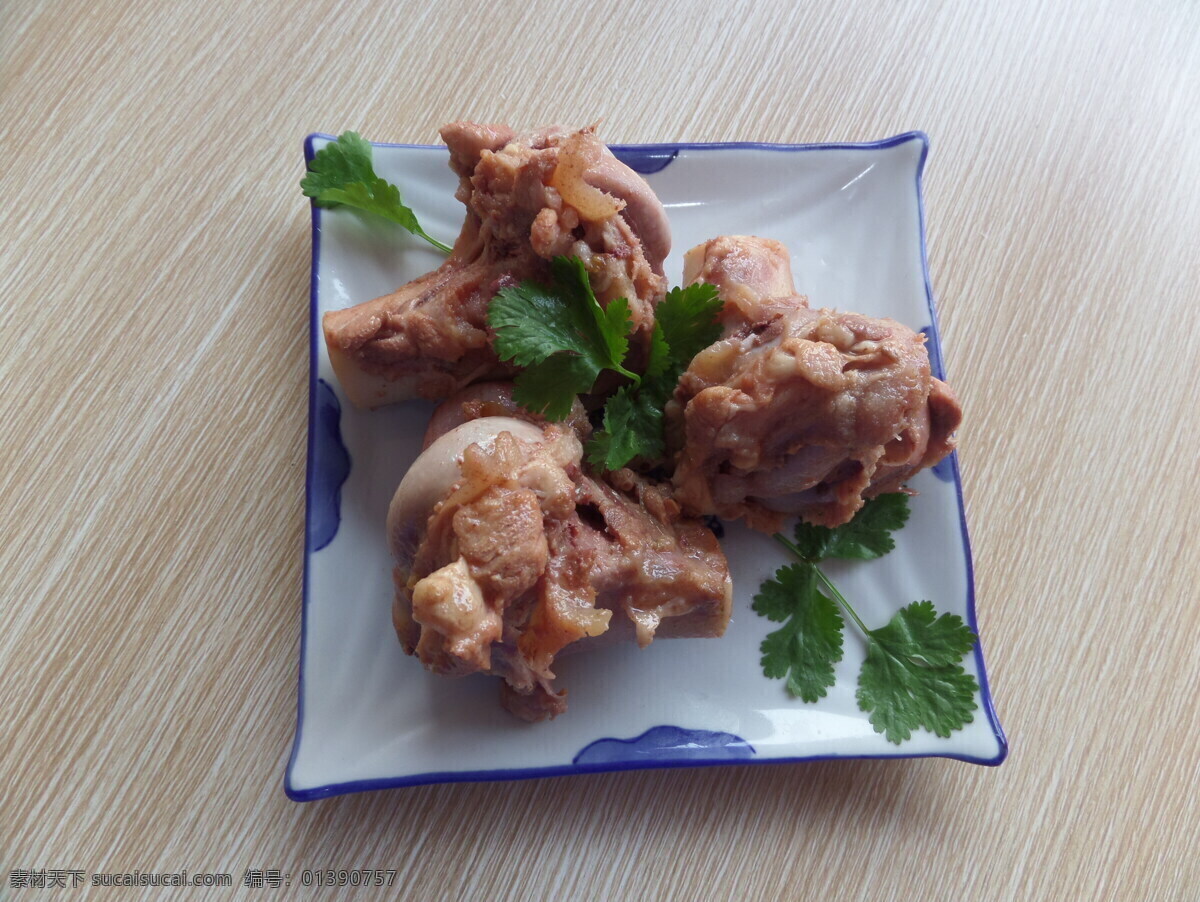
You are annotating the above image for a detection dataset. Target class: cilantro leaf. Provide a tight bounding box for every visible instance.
[791,493,911,562]
[857,601,979,743]
[315,180,424,234]
[547,257,635,374]
[302,132,451,253]
[788,521,834,563]
[758,499,979,744]
[823,493,911,559]
[584,283,723,470]
[301,132,376,197]
[487,264,723,458]
[489,256,637,421]
[753,563,844,702]
[644,321,673,382]
[651,283,724,378]
[490,263,628,369]
[868,600,978,666]
[585,385,664,469]
[512,354,600,421]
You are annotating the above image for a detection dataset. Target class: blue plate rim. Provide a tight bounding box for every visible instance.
[286,132,1008,802]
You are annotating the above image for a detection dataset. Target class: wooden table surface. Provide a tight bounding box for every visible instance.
[3,1,1198,899]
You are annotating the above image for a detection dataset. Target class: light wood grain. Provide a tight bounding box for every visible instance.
[3,1,1199,899]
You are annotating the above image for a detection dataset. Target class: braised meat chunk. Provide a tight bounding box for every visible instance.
[389,407,731,721]
[682,234,806,332]
[669,237,962,531]
[323,122,671,407]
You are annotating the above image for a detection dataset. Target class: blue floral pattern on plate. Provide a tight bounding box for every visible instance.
[307,379,351,552]
[610,146,679,174]
[574,726,755,764]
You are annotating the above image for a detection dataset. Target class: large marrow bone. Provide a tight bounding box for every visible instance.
[323,122,671,408]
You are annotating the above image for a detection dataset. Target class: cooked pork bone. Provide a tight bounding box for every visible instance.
[682,235,806,332]
[389,417,731,721]
[669,237,962,531]
[388,416,546,572]
[323,122,670,407]
[421,381,590,450]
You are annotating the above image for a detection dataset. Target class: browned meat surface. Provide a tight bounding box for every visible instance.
[592,468,731,644]
[389,418,731,721]
[422,381,591,450]
[323,122,671,408]
[682,235,807,332]
[669,237,962,531]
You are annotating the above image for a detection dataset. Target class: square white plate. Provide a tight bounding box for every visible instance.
[286,133,1007,801]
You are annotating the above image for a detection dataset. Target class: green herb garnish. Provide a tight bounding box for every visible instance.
[488,258,722,467]
[301,131,451,253]
[586,284,723,468]
[755,494,980,744]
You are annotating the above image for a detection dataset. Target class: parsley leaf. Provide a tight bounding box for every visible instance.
[489,256,637,420]
[302,132,452,253]
[753,563,844,702]
[757,494,980,745]
[857,602,979,743]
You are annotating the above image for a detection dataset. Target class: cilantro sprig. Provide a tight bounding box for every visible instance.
[586,284,723,468]
[754,494,980,744]
[302,132,452,253]
[490,256,638,421]
[488,258,722,468]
